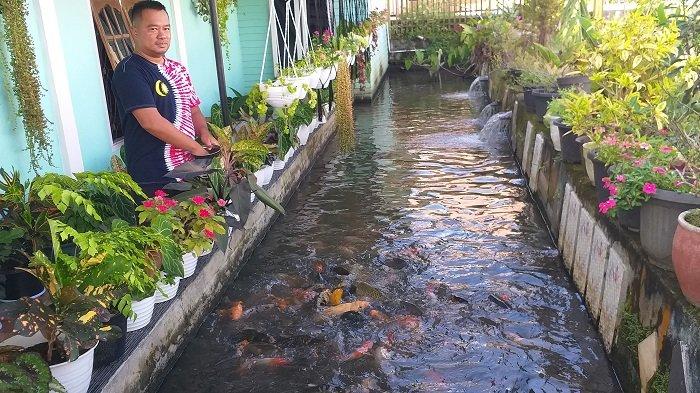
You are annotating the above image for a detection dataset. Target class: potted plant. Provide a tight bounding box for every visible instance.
[0,348,66,392]
[234,114,275,186]
[0,240,120,393]
[672,208,700,306]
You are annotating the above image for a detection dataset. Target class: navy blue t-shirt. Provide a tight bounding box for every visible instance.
[111,54,201,195]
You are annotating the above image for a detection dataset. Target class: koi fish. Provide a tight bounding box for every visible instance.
[369,309,390,322]
[395,315,421,331]
[230,301,244,320]
[343,340,374,361]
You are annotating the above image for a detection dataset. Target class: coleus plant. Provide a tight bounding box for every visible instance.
[0,348,66,392]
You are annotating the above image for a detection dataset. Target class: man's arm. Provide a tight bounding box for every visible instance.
[133,108,208,156]
[191,106,219,148]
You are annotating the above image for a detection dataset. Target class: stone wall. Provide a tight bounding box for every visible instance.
[99,116,338,393]
[489,71,700,393]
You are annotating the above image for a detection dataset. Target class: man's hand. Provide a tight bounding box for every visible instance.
[200,128,220,149]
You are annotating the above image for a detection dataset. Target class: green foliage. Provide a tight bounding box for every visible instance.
[273,100,300,158]
[231,140,268,173]
[245,84,270,120]
[0,0,53,173]
[191,0,237,54]
[618,303,654,362]
[209,88,249,128]
[648,364,669,393]
[0,350,65,393]
[519,0,564,45]
[686,209,700,227]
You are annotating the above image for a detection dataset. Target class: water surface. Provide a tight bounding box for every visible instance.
[159,72,619,393]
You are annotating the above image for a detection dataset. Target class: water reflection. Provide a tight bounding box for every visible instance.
[158,72,619,393]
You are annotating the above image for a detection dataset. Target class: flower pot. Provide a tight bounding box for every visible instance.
[589,152,610,205]
[315,66,336,89]
[284,147,296,165]
[298,124,311,146]
[532,89,559,117]
[549,117,562,151]
[126,294,156,332]
[523,87,541,113]
[582,141,597,185]
[555,119,581,164]
[272,159,285,171]
[254,165,274,186]
[1,269,45,301]
[618,207,641,232]
[641,191,700,266]
[182,252,198,279]
[260,83,301,108]
[672,210,700,306]
[200,241,214,257]
[94,312,127,368]
[50,343,97,393]
[557,74,591,93]
[155,274,181,303]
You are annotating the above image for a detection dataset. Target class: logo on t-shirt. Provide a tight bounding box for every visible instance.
[155,80,169,97]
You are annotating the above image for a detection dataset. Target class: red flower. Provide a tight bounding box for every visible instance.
[615,175,626,183]
[199,208,212,218]
[157,204,169,213]
[165,198,178,208]
[154,189,167,198]
[191,195,206,205]
[598,199,616,215]
[217,199,227,207]
[642,182,657,195]
[203,228,216,239]
[652,167,667,175]
[143,200,154,208]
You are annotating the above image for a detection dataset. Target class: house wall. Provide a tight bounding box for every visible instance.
[236,0,275,88]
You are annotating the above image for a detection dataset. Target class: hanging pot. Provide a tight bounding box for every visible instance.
[155,273,181,303]
[126,293,156,332]
[50,343,97,393]
[555,119,581,164]
[618,207,641,232]
[532,89,560,117]
[272,158,286,171]
[94,312,127,368]
[557,74,591,93]
[640,190,700,267]
[182,252,198,279]
[672,210,700,306]
[260,83,300,108]
[254,165,274,187]
[0,269,45,301]
[298,124,311,146]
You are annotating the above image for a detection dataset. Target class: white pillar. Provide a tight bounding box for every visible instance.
[35,0,84,174]
[170,0,190,67]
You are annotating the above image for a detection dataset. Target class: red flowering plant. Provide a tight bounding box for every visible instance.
[136,191,226,257]
[599,141,692,217]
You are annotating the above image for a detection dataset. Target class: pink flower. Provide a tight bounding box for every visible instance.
[674,180,684,188]
[608,184,619,197]
[639,142,651,150]
[634,159,644,167]
[602,177,611,186]
[652,167,667,175]
[199,208,212,218]
[191,195,206,205]
[659,127,669,136]
[660,146,674,154]
[203,229,216,240]
[598,199,617,214]
[165,198,178,208]
[143,200,154,208]
[616,175,626,182]
[642,182,657,195]
[157,204,169,213]
[217,199,227,207]
[154,189,167,198]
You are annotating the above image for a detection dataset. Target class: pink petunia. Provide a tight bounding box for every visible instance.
[143,200,154,208]
[608,184,619,197]
[217,199,227,207]
[642,182,657,195]
[602,177,611,186]
[203,228,216,240]
[157,204,169,213]
[154,189,167,198]
[616,175,626,182]
[598,199,617,215]
[191,195,206,205]
[660,146,674,154]
[199,208,212,218]
[652,167,667,175]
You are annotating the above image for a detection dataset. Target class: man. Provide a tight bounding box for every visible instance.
[112,0,218,196]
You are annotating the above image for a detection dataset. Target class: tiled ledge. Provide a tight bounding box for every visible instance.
[90,114,337,393]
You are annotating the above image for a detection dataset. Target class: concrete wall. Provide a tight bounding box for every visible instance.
[354,23,389,101]
[489,71,700,393]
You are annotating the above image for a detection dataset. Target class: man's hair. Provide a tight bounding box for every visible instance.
[129,1,168,24]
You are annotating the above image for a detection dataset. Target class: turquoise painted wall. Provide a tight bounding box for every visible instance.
[237,0,275,88]
[0,3,64,177]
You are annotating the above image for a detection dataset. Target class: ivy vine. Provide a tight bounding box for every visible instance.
[191,0,237,53]
[0,0,53,173]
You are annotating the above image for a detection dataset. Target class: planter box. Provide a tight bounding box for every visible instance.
[672,210,700,306]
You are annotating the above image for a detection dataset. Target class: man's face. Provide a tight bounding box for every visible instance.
[132,9,171,56]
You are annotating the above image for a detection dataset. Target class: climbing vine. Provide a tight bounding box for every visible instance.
[335,60,355,151]
[191,0,237,52]
[0,0,53,173]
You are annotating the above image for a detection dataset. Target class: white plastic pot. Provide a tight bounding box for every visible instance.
[254,165,274,186]
[284,147,295,164]
[154,274,180,304]
[549,117,562,151]
[50,343,97,393]
[272,159,285,171]
[182,252,198,279]
[323,65,337,88]
[298,125,311,145]
[347,54,356,66]
[260,83,300,108]
[126,294,155,332]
